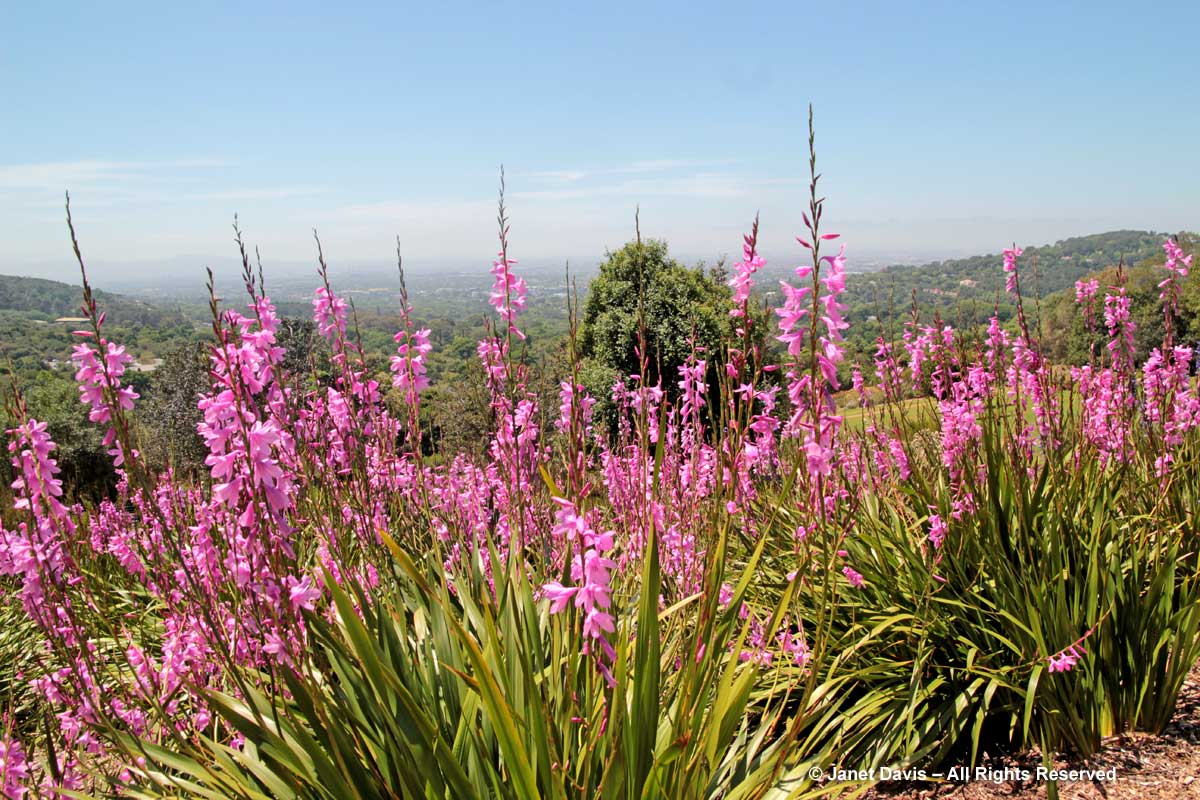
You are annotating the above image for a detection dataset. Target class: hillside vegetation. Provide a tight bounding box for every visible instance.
[839,230,1193,365]
[0,273,183,325]
[848,230,1165,309]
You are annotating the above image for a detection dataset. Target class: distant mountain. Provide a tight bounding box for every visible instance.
[0,274,184,327]
[846,230,1170,311]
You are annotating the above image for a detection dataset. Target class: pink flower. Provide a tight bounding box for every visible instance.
[1,730,30,798]
[778,626,811,667]
[1,418,76,619]
[928,514,948,550]
[777,227,849,458]
[71,339,138,465]
[541,500,617,665]
[488,247,528,340]
[312,286,348,340]
[1048,628,1094,674]
[391,327,433,395]
[476,338,507,384]
[285,575,322,611]
[555,381,596,435]
[262,632,293,666]
[842,566,865,588]
[582,608,615,639]
[1159,238,1191,311]
[1075,279,1101,332]
[1048,643,1085,673]
[774,281,811,357]
[1099,286,1138,386]
[804,438,833,478]
[542,583,576,614]
[1002,245,1023,295]
[677,359,708,420]
[729,220,765,315]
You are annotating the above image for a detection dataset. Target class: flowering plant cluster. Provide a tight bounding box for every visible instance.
[0,138,1198,797]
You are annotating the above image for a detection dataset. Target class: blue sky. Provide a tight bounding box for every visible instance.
[3,1,1197,281]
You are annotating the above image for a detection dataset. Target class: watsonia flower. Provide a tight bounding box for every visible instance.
[542,499,618,676]
[1002,245,1022,295]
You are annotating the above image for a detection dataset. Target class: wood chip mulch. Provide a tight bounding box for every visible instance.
[863,666,1200,799]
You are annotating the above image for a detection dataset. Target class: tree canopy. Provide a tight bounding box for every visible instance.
[579,238,736,401]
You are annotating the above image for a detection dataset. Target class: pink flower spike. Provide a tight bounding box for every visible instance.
[1048,632,1093,674]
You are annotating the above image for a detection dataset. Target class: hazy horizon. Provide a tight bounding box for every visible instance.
[5,225,1177,305]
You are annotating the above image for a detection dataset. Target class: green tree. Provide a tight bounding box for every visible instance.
[579,239,737,405]
[137,342,210,476]
[276,317,328,387]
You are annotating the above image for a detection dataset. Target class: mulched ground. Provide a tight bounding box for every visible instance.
[864,667,1200,799]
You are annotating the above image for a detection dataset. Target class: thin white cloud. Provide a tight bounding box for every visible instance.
[510,185,622,202]
[624,159,697,173]
[510,171,801,203]
[0,159,227,190]
[524,169,588,183]
[191,186,327,202]
[517,158,739,187]
[331,198,494,222]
